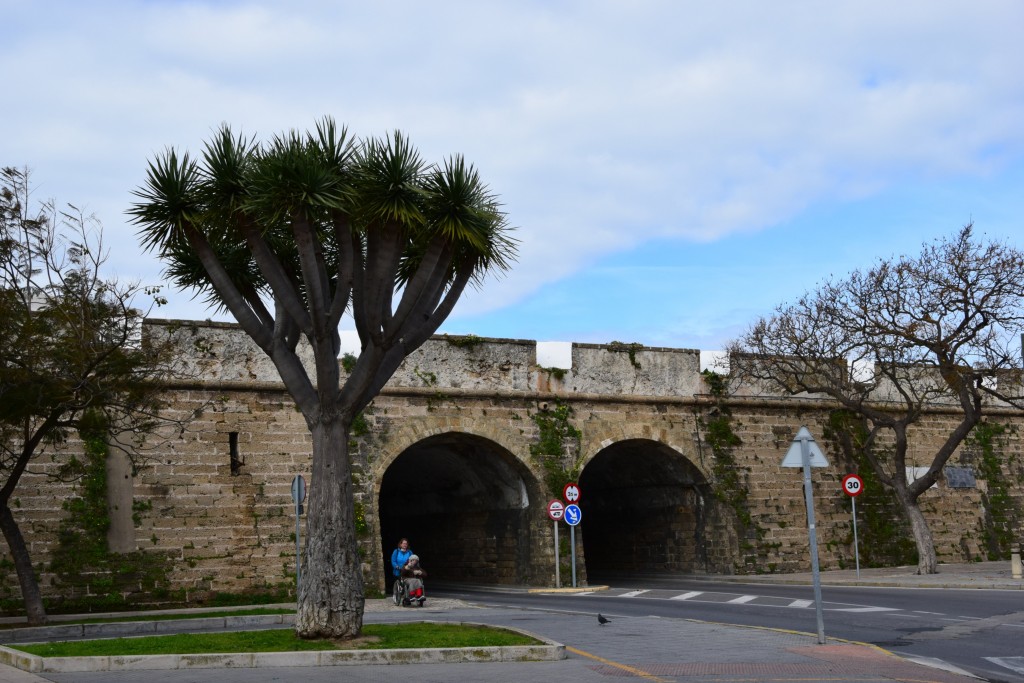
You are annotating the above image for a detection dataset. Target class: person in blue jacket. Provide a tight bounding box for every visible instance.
[391,538,412,580]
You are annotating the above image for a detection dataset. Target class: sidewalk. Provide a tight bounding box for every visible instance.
[657,558,1024,591]
[710,559,1024,590]
[0,561,1017,682]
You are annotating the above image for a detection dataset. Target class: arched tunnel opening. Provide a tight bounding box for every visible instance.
[379,433,543,587]
[579,439,713,581]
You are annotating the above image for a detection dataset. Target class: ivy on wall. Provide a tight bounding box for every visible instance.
[529,400,582,496]
[823,410,917,568]
[609,341,643,369]
[443,333,484,349]
[47,412,175,613]
[971,422,1022,560]
[697,371,765,571]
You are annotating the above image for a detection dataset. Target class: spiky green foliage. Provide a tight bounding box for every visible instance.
[130,119,517,639]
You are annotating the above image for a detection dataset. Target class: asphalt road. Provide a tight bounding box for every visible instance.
[433,580,1024,682]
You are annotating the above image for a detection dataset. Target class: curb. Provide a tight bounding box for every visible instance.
[0,614,296,644]
[708,577,1024,590]
[0,620,564,674]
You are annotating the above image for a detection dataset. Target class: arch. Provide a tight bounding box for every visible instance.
[377,431,548,588]
[579,438,721,580]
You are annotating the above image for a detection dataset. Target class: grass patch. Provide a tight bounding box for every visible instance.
[10,623,540,657]
[0,608,292,630]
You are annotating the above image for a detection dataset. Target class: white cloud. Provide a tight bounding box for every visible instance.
[3,0,1023,333]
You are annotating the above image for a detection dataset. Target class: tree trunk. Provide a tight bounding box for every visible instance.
[0,505,47,625]
[896,491,938,574]
[294,418,364,638]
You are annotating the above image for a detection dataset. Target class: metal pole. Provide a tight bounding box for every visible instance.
[801,435,826,644]
[554,521,561,588]
[852,496,861,579]
[295,498,302,597]
[570,525,577,588]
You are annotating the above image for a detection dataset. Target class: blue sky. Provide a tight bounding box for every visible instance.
[4,1,1023,353]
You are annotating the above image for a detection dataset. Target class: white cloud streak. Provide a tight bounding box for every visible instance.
[3,0,1022,327]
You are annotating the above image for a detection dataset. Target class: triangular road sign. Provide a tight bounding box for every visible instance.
[781,426,829,467]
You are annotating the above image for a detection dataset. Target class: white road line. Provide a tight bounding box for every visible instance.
[727,595,758,604]
[902,655,977,677]
[985,657,1024,675]
[788,599,814,608]
[835,606,899,612]
[618,590,650,598]
[573,591,595,596]
[669,591,704,601]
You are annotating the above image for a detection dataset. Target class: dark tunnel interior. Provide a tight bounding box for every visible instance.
[579,439,712,580]
[379,433,541,587]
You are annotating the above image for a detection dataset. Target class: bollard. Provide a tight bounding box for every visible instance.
[1012,544,1022,580]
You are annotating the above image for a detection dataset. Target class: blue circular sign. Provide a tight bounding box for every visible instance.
[563,503,582,526]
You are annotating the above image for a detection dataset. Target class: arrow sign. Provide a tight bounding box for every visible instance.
[564,503,582,526]
[781,426,829,467]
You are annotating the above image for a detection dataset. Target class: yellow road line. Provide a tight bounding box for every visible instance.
[565,645,670,682]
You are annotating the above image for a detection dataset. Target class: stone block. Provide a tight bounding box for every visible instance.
[109,654,180,671]
[177,653,256,669]
[252,651,318,667]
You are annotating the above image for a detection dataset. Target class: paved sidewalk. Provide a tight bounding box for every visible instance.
[0,560,1018,683]
[707,559,1023,590]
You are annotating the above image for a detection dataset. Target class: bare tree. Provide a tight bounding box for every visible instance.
[130,120,517,638]
[0,167,175,623]
[728,225,1024,574]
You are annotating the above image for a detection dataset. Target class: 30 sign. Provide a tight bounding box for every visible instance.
[842,474,864,497]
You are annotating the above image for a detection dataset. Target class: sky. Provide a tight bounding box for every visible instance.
[4,1,1024,355]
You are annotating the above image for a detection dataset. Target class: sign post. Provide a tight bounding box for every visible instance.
[291,475,306,597]
[842,474,864,578]
[564,503,582,587]
[782,427,828,645]
[547,500,565,588]
[562,482,582,588]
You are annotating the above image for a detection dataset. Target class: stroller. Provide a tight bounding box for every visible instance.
[392,554,427,607]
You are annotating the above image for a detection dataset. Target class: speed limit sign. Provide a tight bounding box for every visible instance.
[842,474,864,497]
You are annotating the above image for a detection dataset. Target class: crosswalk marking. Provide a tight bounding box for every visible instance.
[669,591,704,601]
[576,588,900,614]
[727,595,757,604]
[985,657,1024,676]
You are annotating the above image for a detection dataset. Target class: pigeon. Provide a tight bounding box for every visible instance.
[598,613,610,625]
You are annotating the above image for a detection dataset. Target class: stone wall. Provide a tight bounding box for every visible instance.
[1,319,1021,609]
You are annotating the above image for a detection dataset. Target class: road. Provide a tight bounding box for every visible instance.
[433,579,1024,682]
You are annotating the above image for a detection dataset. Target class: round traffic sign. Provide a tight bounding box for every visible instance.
[291,475,307,503]
[563,503,582,526]
[563,482,581,503]
[547,499,565,521]
[842,474,864,497]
